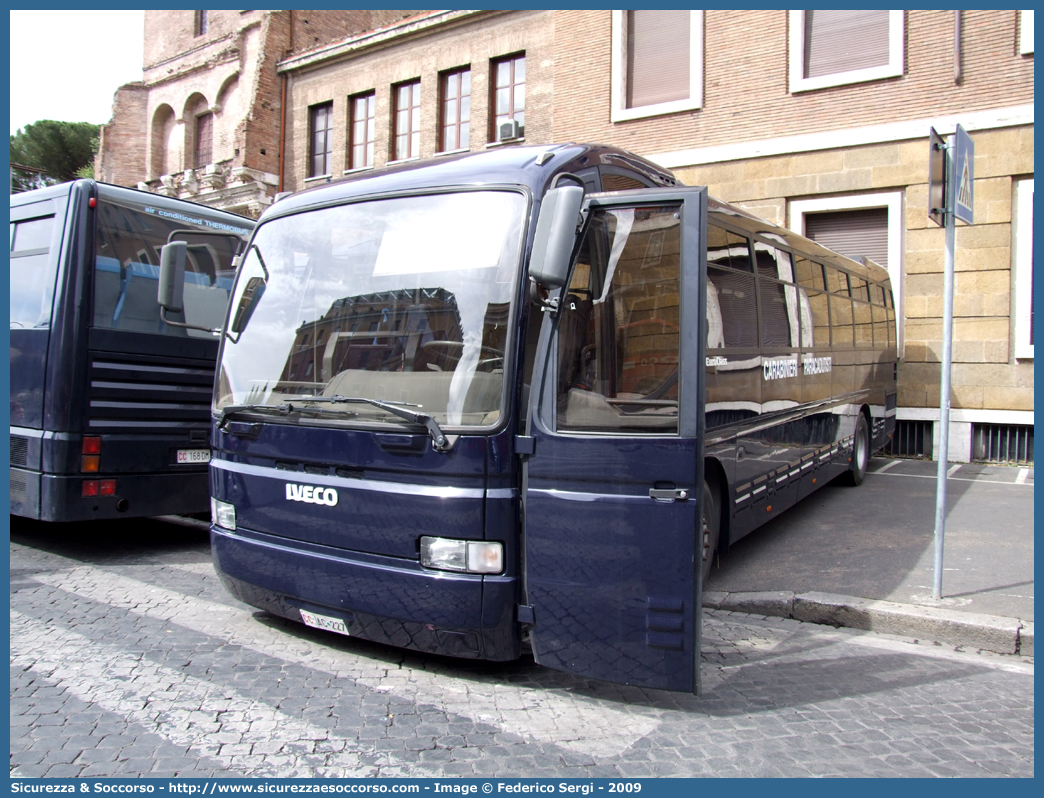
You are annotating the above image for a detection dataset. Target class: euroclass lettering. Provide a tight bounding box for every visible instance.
[286,483,339,506]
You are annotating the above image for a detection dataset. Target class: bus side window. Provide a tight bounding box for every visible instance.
[793,255,825,291]
[806,290,831,348]
[885,294,896,346]
[853,299,874,348]
[10,215,57,329]
[707,266,757,348]
[824,264,846,295]
[707,224,752,272]
[706,278,724,349]
[822,265,850,348]
[754,244,798,348]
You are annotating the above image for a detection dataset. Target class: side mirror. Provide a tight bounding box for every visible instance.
[230,275,266,335]
[158,241,187,313]
[528,184,584,290]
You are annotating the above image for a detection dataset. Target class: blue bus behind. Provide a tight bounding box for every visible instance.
[208,144,896,692]
[10,180,253,522]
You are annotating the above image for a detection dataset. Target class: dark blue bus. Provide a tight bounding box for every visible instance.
[209,144,896,693]
[10,181,253,522]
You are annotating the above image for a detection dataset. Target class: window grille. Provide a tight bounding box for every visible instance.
[11,436,28,466]
[883,420,932,459]
[973,423,1034,465]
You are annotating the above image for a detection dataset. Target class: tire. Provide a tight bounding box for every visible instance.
[701,478,720,584]
[839,413,870,486]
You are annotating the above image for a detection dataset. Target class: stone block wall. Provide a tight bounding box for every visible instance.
[672,124,1033,414]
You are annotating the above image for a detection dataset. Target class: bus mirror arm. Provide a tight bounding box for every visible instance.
[529,278,560,314]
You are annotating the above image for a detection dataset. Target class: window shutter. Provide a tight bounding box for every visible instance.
[194,113,213,169]
[805,209,888,267]
[803,10,890,79]
[627,10,690,108]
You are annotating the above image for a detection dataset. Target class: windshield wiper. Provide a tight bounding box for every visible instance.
[279,395,454,452]
[217,402,305,423]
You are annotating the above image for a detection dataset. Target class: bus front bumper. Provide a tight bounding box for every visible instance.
[210,526,520,662]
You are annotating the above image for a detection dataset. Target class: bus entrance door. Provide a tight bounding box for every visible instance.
[522,189,707,693]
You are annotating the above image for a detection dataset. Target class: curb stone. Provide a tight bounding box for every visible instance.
[703,589,1033,657]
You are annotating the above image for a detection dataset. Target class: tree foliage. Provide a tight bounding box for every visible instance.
[10,120,100,192]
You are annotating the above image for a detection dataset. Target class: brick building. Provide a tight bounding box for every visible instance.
[253,10,1039,461]
[277,10,552,192]
[553,9,1034,462]
[94,9,415,217]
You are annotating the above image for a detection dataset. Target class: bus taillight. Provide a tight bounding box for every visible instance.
[82,436,102,472]
[81,479,116,497]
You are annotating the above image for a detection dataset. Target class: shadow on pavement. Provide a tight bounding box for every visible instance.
[8,514,212,566]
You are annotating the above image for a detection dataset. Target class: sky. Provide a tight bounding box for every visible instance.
[9,10,145,135]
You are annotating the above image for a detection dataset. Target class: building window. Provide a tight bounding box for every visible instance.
[195,11,208,37]
[1020,10,1034,55]
[348,92,375,170]
[1013,178,1034,359]
[393,81,421,161]
[611,10,703,122]
[789,192,903,345]
[492,54,525,142]
[309,102,333,178]
[194,112,213,169]
[439,68,471,153]
[788,10,904,93]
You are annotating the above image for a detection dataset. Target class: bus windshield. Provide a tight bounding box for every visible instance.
[93,196,247,339]
[215,190,526,429]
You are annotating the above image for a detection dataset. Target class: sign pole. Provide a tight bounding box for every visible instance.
[933,161,956,600]
[928,124,974,600]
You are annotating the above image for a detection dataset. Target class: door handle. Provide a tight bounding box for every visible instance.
[649,488,690,502]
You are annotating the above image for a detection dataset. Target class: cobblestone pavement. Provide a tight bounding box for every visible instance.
[10,521,1034,779]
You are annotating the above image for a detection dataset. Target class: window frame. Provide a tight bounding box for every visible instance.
[1012,178,1034,360]
[194,111,213,169]
[610,10,704,123]
[789,192,903,348]
[195,10,208,37]
[346,91,376,172]
[788,10,905,94]
[490,53,525,143]
[392,79,422,162]
[438,67,471,154]
[307,101,334,179]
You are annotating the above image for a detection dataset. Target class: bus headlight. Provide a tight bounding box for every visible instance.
[419,537,504,575]
[211,498,236,531]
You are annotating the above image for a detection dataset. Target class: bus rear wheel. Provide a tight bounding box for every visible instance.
[701,479,720,584]
[840,413,870,486]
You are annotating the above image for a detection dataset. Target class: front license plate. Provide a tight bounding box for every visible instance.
[300,609,350,637]
[176,449,211,464]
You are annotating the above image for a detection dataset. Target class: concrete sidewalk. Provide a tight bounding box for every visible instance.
[704,457,1034,657]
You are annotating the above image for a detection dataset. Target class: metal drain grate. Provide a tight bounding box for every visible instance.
[883,420,933,459]
[972,423,1034,465]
